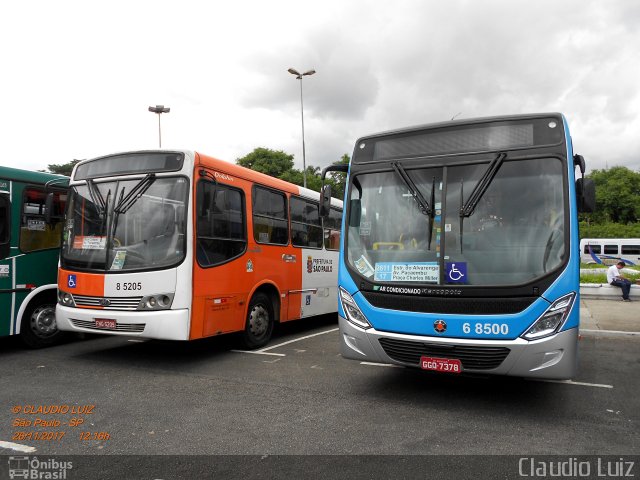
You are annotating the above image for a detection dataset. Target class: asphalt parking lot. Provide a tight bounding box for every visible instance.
[1,308,639,463]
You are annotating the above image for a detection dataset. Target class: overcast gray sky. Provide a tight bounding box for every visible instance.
[2,0,639,174]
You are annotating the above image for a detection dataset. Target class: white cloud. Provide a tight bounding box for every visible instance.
[1,0,638,173]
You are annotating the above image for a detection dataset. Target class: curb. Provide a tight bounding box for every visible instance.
[580,329,640,337]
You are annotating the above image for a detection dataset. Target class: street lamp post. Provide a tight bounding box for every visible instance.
[287,68,315,189]
[148,105,170,148]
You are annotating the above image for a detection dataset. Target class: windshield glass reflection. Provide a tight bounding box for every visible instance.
[61,177,188,272]
[346,157,565,286]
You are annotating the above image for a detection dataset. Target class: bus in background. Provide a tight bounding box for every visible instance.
[321,113,595,379]
[580,238,640,266]
[55,150,342,347]
[0,166,68,347]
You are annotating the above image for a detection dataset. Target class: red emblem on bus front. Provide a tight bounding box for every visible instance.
[434,320,447,333]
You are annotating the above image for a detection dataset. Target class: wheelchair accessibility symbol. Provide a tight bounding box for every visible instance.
[67,274,77,289]
[446,262,467,284]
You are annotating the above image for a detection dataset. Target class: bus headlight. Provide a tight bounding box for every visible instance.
[58,290,76,307]
[523,292,576,341]
[339,287,371,329]
[138,294,174,310]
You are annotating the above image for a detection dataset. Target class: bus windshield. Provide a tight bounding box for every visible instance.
[346,156,566,286]
[61,177,188,272]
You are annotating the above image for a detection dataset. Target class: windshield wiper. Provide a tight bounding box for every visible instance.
[86,179,106,216]
[110,174,156,243]
[392,162,435,249]
[392,162,432,217]
[114,173,156,214]
[459,152,506,252]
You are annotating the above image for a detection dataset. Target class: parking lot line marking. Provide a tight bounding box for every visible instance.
[256,328,339,353]
[360,361,405,368]
[581,329,640,337]
[531,379,613,389]
[231,350,286,357]
[0,440,37,452]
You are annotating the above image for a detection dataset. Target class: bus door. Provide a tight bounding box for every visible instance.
[288,196,325,319]
[0,186,13,336]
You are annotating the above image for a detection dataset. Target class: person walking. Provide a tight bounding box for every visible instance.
[607,261,633,301]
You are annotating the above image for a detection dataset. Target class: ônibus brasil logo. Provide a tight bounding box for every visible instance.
[8,456,73,479]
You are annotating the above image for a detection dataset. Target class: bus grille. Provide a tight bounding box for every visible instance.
[378,338,510,370]
[72,295,143,311]
[361,291,534,315]
[70,319,145,333]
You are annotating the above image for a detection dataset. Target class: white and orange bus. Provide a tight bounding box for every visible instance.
[55,150,343,348]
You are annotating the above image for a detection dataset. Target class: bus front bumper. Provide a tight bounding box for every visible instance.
[339,316,579,379]
[56,305,191,341]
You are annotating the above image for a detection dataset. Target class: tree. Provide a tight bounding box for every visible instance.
[326,154,350,200]
[587,166,640,224]
[236,148,349,200]
[236,148,294,178]
[46,159,81,176]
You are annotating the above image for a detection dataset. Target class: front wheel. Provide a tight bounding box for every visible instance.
[241,292,274,349]
[20,300,65,348]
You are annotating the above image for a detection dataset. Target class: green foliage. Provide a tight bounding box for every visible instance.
[236,148,294,178]
[46,159,81,176]
[577,166,640,240]
[235,148,349,200]
[585,166,640,224]
[579,273,607,284]
[327,154,350,200]
[579,221,640,239]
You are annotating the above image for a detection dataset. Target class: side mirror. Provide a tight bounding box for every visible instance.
[0,193,10,260]
[348,199,362,227]
[576,178,595,213]
[573,154,586,175]
[44,192,55,224]
[319,184,332,218]
[319,163,349,218]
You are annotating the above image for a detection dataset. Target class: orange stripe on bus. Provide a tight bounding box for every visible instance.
[58,268,105,297]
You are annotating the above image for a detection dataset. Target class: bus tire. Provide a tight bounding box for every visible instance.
[241,292,274,349]
[20,297,65,348]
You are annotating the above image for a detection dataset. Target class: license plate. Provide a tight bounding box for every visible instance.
[94,318,117,330]
[420,356,463,374]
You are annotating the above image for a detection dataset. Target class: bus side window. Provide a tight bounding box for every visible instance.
[253,186,288,245]
[19,187,65,253]
[324,207,342,251]
[585,244,601,254]
[621,245,640,255]
[604,244,618,255]
[196,180,246,267]
[291,196,322,249]
[0,193,10,259]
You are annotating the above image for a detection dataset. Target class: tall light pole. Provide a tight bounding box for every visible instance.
[287,68,315,188]
[148,105,170,148]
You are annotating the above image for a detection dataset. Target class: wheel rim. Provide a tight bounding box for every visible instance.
[248,303,270,338]
[30,305,57,338]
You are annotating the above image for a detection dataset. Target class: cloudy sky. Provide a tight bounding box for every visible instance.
[2,0,639,174]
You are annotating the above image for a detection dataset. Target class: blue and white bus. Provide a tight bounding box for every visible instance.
[321,113,594,379]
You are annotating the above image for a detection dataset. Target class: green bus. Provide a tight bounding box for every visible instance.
[0,166,68,347]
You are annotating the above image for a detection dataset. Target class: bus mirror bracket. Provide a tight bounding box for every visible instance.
[44,192,55,225]
[319,163,349,218]
[320,184,332,217]
[199,169,217,184]
[348,199,362,227]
